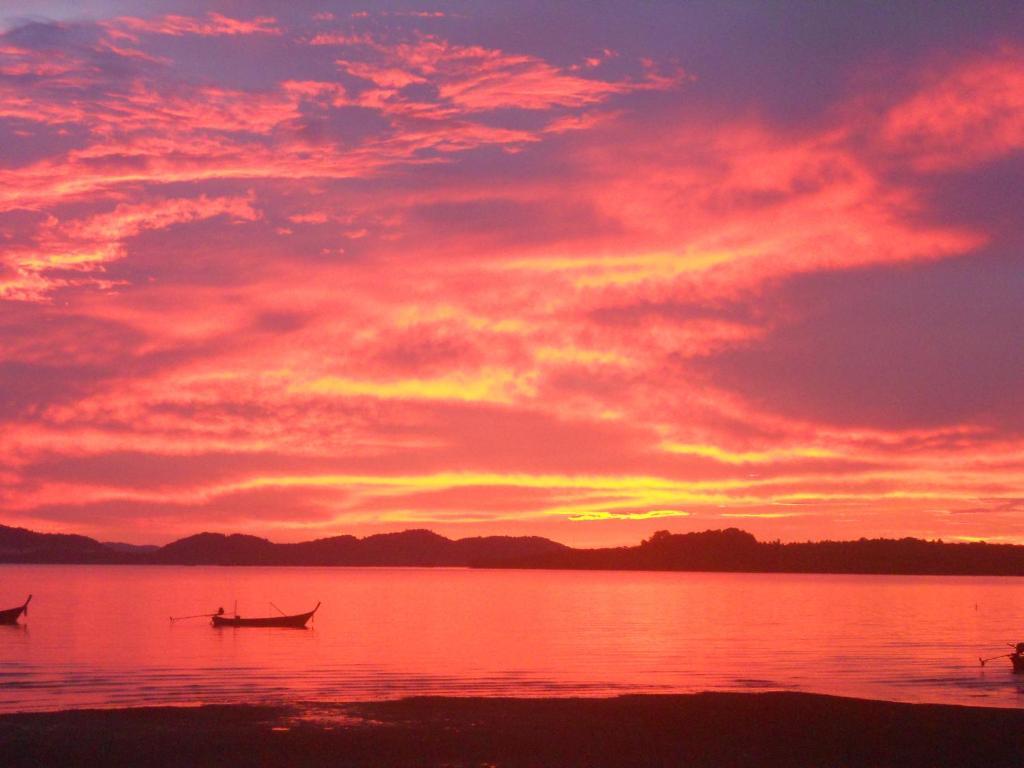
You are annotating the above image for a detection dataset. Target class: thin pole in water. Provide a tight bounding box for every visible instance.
[980,653,1011,666]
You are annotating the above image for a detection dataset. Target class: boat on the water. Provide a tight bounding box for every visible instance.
[1012,643,1024,673]
[211,602,320,628]
[0,595,31,625]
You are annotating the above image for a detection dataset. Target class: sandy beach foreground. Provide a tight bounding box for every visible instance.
[2,692,1023,767]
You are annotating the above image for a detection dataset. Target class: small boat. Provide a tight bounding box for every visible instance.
[1013,643,1024,673]
[211,602,320,628]
[0,595,31,625]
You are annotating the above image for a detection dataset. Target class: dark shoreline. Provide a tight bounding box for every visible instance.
[2,692,1023,767]
[10,524,1024,576]
[7,562,1024,578]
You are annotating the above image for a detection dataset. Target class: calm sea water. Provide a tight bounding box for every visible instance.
[1,565,1024,712]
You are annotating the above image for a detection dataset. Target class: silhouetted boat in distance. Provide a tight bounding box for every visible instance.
[0,595,31,624]
[1011,644,1024,673]
[211,602,320,628]
[980,642,1024,672]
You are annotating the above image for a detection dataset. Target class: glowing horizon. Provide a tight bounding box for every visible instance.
[2,3,1023,546]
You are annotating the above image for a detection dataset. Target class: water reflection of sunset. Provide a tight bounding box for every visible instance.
[2,565,1022,712]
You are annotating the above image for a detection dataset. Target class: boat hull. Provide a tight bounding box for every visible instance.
[0,596,30,625]
[211,603,319,628]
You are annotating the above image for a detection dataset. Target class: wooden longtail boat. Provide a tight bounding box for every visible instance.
[0,595,31,625]
[211,602,320,628]
[1011,644,1024,673]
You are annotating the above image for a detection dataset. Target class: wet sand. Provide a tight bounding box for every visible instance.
[2,692,1023,767]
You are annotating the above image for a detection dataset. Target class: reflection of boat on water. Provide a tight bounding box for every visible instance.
[211,602,320,628]
[0,595,31,625]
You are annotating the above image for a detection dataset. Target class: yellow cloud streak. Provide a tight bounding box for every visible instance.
[499,249,735,287]
[720,512,806,518]
[226,470,761,494]
[660,441,838,464]
[295,369,536,403]
[12,462,1018,533]
[206,466,1020,503]
[568,509,691,521]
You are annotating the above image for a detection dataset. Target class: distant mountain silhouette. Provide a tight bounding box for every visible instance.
[0,524,122,563]
[102,541,160,555]
[152,532,279,565]
[5,523,1024,575]
[121,527,567,567]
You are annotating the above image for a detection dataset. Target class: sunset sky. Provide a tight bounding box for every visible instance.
[2,2,1023,546]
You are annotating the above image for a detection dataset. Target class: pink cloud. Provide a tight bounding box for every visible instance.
[881,47,1024,170]
[115,13,281,37]
[1,12,1022,546]
[1,194,260,300]
[333,34,683,112]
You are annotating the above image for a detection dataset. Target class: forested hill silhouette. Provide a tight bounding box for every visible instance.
[4,523,1024,574]
[492,528,1024,575]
